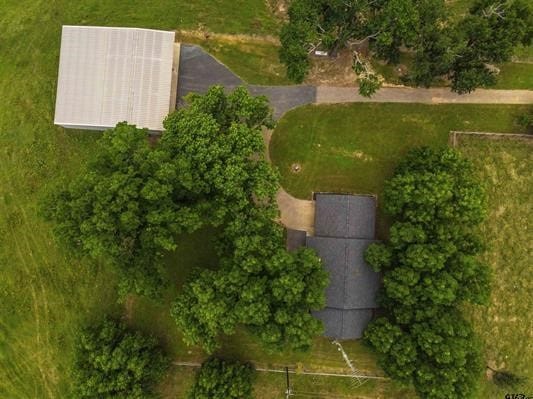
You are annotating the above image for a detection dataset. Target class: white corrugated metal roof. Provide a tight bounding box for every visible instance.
[54,26,175,131]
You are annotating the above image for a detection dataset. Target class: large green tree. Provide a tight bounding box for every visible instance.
[280,0,532,94]
[188,358,255,399]
[166,87,327,354]
[72,319,168,398]
[172,195,328,353]
[279,0,389,95]
[364,147,490,399]
[160,86,277,224]
[42,123,181,298]
[42,87,279,299]
[450,0,533,93]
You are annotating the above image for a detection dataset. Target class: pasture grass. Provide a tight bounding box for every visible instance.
[0,0,278,397]
[1,0,530,397]
[458,136,533,397]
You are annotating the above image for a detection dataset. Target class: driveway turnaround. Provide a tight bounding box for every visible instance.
[276,189,315,234]
[176,45,316,119]
[249,85,316,119]
[177,44,243,105]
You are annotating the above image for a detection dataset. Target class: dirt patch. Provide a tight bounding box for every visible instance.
[123,295,134,321]
[291,163,302,173]
[305,49,358,87]
[267,0,289,20]
[326,147,374,161]
[176,29,279,45]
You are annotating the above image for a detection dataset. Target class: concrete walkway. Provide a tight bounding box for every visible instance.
[276,189,315,234]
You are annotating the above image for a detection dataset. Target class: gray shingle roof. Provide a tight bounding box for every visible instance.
[313,308,374,340]
[307,194,380,340]
[314,194,376,239]
[306,237,380,309]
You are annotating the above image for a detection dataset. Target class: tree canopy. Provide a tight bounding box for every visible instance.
[280,0,533,94]
[363,147,490,399]
[41,123,179,297]
[72,319,168,398]
[188,358,255,399]
[167,89,328,352]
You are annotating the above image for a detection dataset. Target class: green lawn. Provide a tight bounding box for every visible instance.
[495,63,533,90]
[253,372,415,399]
[159,365,416,399]
[513,44,533,63]
[458,136,533,397]
[270,103,529,238]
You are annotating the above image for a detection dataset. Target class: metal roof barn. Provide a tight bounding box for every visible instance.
[54,26,175,131]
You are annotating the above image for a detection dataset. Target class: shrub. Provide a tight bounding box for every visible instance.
[72,319,169,398]
[189,358,255,399]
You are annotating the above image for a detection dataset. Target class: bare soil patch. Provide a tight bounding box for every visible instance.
[176,29,279,45]
[305,49,358,87]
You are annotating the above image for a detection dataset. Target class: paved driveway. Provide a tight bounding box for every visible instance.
[177,45,316,119]
[178,44,533,117]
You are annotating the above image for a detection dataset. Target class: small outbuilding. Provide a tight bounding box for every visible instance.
[54,26,177,131]
[309,194,381,340]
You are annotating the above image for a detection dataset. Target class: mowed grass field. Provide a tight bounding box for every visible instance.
[270,103,530,238]
[458,136,533,397]
[0,1,278,397]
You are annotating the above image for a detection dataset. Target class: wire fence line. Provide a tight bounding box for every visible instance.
[172,361,389,380]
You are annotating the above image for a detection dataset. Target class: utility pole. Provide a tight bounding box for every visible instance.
[285,367,292,398]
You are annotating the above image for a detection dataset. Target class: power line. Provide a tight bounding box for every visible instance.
[172,361,388,380]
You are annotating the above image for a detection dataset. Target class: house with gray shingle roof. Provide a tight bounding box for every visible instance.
[305,194,381,340]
